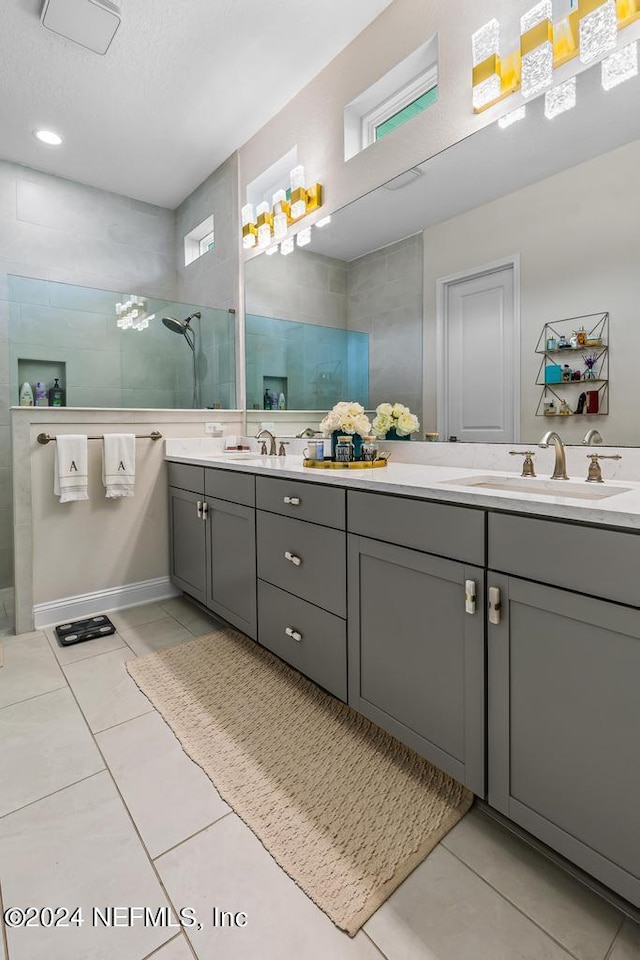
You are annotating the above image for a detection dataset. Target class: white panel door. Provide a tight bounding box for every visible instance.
[443,265,516,443]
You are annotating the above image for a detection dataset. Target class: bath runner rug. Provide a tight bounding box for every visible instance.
[127,627,472,936]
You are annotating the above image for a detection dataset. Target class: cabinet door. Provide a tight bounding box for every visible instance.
[169,486,207,605]
[206,497,257,640]
[488,575,640,908]
[348,535,485,795]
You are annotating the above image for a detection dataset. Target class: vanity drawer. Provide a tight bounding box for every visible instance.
[489,512,640,607]
[204,468,255,507]
[348,491,485,565]
[258,580,347,702]
[167,462,204,494]
[256,476,345,529]
[257,511,346,618]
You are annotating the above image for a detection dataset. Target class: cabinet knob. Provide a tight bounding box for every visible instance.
[196,500,203,519]
[283,496,301,506]
[285,627,303,642]
[284,551,302,567]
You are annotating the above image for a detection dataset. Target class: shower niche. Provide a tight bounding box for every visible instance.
[17,358,66,406]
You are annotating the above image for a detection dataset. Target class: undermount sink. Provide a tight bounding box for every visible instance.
[208,451,263,461]
[445,475,631,501]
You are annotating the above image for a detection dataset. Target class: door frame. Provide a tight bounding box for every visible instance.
[436,255,521,443]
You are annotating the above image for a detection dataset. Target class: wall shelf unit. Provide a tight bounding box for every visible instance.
[534,313,609,418]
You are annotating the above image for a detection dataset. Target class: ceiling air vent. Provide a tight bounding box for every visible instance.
[41,0,122,55]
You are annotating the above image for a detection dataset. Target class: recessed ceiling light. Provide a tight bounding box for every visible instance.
[34,130,64,146]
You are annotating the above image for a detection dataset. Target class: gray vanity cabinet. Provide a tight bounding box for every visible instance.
[205,496,257,639]
[348,535,485,796]
[168,485,207,605]
[488,573,640,907]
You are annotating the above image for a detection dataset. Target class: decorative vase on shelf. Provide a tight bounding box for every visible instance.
[384,428,410,441]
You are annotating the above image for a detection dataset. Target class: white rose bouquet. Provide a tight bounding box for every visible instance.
[319,401,372,438]
[372,402,420,439]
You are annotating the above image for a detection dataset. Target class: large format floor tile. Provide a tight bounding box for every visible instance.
[97,711,230,859]
[364,845,575,960]
[0,631,66,708]
[609,920,640,959]
[119,618,192,657]
[44,625,126,665]
[147,934,195,959]
[159,597,221,637]
[442,808,621,960]
[156,814,383,960]
[0,772,174,960]
[63,647,153,732]
[0,687,104,817]
[108,602,169,632]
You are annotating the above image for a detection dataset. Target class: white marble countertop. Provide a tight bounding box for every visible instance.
[165,440,640,530]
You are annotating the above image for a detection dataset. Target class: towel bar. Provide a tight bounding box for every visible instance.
[37,431,162,445]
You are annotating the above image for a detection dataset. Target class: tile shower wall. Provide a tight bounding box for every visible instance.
[347,234,423,415]
[0,161,178,590]
[246,314,368,411]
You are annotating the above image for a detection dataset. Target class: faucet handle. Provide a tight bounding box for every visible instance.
[509,450,537,477]
[259,440,268,456]
[278,441,289,457]
[586,453,622,483]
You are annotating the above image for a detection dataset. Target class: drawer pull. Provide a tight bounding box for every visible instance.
[465,579,477,615]
[284,551,302,567]
[202,501,209,521]
[196,500,203,519]
[489,586,502,625]
[285,626,303,642]
[283,496,301,506]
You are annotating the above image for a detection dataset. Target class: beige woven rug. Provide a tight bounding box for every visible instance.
[127,627,472,936]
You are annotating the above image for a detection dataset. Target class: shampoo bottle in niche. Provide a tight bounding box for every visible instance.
[48,378,64,407]
[278,392,286,410]
[34,381,47,406]
[19,382,34,406]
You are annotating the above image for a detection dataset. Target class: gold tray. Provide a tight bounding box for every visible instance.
[303,458,388,470]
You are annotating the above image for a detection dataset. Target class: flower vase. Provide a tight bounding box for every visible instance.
[331,430,363,461]
[385,428,410,441]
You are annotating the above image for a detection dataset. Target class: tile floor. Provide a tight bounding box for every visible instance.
[0,595,638,960]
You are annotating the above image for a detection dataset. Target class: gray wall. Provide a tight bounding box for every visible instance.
[175,153,239,311]
[347,234,423,415]
[0,159,177,589]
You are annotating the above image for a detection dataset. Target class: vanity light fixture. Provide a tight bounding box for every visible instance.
[544,76,577,118]
[241,165,324,254]
[520,1,554,98]
[601,39,638,88]
[296,227,312,248]
[579,0,618,63]
[498,105,526,128]
[471,0,640,112]
[34,129,63,145]
[115,296,155,332]
[280,237,295,256]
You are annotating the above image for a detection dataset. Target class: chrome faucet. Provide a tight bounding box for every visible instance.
[582,429,603,446]
[255,428,276,456]
[539,431,569,480]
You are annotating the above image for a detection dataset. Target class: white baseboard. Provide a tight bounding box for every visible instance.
[33,577,180,630]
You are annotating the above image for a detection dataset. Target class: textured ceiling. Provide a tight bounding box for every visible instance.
[0,0,393,208]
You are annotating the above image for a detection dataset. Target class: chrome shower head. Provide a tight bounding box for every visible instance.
[162,312,201,335]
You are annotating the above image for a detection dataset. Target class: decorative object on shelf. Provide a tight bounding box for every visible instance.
[472,3,640,115]
[576,391,587,414]
[114,295,155,331]
[535,312,609,417]
[241,165,324,255]
[371,403,420,440]
[319,401,371,461]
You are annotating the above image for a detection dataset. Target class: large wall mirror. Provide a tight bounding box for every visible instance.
[245,61,640,445]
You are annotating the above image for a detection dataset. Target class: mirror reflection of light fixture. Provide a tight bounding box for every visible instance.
[241,165,324,253]
[242,203,257,250]
[579,0,618,63]
[280,237,294,256]
[544,76,577,118]
[601,38,638,88]
[296,227,311,248]
[115,296,155,331]
[520,1,554,98]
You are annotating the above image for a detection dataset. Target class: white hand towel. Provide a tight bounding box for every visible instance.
[54,435,89,503]
[103,434,136,499]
